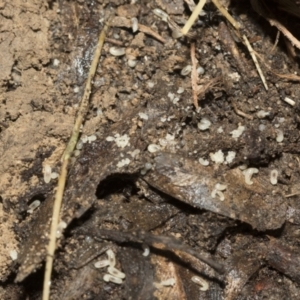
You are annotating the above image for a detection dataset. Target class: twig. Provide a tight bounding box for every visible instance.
[42,15,112,300]
[139,24,166,43]
[106,37,124,46]
[191,43,199,109]
[242,34,268,90]
[232,101,253,120]
[91,228,225,274]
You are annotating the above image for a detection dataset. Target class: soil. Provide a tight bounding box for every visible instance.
[1,0,300,299]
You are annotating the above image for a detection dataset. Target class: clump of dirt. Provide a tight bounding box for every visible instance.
[2,0,300,299]
[0,0,73,283]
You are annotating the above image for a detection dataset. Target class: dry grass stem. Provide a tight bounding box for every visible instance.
[211,0,240,30]
[242,35,268,90]
[42,16,111,300]
[181,0,206,35]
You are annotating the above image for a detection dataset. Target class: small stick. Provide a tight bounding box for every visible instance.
[92,229,226,274]
[139,24,166,43]
[106,37,124,46]
[191,43,199,109]
[42,15,112,300]
[242,34,268,90]
[271,30,280,52]
[232,101,253,120]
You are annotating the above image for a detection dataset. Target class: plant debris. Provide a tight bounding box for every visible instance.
[1,0,300,299]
